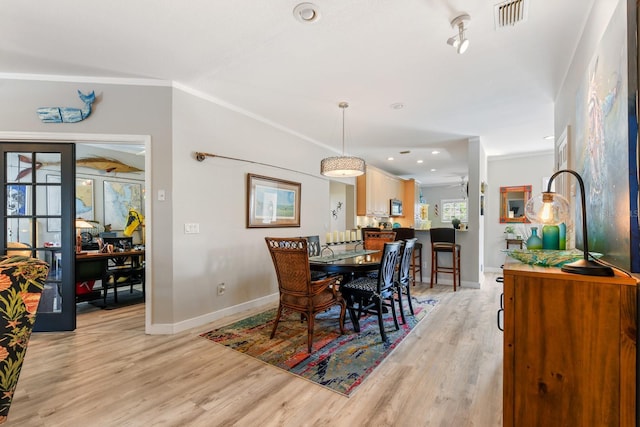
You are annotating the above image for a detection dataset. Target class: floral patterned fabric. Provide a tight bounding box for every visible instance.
[0,256,49,424]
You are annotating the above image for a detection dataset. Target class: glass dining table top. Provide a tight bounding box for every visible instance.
[309,249,382,274]
[309,249,379,263]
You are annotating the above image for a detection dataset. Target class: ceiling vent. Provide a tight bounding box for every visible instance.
[494,0,528,29]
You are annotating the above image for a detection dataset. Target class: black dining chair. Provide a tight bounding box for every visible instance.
[395,238,417,324]
[304,235,323,257]
[302,235,336,281]
[393,228,422,284]
[340,241,401,343]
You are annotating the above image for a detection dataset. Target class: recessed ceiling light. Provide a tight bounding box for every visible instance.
[431,150,440,155]
[293,3,320,23]
[417,160,424,164]
[388,157,394,161]
[390,102,404,110]
[430,168,437,172]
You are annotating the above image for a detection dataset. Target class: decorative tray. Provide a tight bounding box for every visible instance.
[502,249,602,267]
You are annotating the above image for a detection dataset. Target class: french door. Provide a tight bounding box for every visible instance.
[1,142,76,331]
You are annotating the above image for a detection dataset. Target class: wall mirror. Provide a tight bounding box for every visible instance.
[500,185,532,223]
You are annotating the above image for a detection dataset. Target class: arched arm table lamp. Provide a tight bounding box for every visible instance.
[524,169,613,277]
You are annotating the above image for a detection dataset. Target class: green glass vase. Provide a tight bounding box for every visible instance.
[542,225,559,250]
[526,227,543,250]
[558,223,566,250]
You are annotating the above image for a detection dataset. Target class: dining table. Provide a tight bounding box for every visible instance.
[309,249,382,278]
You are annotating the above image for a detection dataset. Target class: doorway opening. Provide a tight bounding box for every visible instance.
[0,132,152,333]
[74,142,146,314]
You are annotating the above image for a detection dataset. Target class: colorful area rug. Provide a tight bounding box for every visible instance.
[199,296,439,396]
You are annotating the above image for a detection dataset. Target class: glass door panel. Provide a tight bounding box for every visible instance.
[2,143,75,331]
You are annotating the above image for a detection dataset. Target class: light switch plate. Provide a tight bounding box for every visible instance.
[184,223,200,234]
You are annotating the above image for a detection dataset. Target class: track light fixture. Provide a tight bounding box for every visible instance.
[447,14,471,54]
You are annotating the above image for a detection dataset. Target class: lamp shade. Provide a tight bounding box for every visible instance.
[321,156,365,177]
[524,192,570,225]
[320,102,365,177]
[457,38,469,54]
[75,219,93,229]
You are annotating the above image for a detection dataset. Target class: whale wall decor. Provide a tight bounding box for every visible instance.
[37,90,96,123]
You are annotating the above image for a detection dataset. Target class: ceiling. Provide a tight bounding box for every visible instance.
[0,0,594,185]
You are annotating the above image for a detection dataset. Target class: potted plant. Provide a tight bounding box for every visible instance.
[451,217,461,229]
[504,225,515,239]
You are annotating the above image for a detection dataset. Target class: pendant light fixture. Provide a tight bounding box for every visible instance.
[320,102,366,177]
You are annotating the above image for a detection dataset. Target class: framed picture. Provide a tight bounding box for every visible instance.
[46,176,95,231]
[103,181,142,230]
[7,184,27,216]
[247,174,301,228]
[76,178,94,220]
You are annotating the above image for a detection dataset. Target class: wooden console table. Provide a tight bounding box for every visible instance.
[502,260,637,426]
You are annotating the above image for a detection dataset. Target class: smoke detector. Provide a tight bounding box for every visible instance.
[293,3,321,23]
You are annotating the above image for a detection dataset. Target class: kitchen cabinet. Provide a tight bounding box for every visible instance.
[502,260,638,427]
[356,165,404,216]
[400,179,417,227]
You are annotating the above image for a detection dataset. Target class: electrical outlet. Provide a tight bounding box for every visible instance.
[217,282,226,296]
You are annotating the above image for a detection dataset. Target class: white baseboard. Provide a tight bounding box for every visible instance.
[146,293,279,335]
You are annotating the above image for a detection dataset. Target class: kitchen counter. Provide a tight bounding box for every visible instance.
[414,228,472,287]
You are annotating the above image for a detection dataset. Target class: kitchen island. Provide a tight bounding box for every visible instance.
[414,228,477,288]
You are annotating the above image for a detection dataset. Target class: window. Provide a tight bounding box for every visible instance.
[441,198,468,222]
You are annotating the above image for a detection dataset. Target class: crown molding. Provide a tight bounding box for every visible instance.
[0,72,170,87]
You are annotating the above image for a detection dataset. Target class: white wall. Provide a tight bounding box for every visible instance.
[329,181,348,235]
[555,0,620,147]
[0,78,350,331]
[170,88,342,325]
[0,78,175,326]
[484,152,554,271]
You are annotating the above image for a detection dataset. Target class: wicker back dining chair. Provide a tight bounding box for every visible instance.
[265,237,346,353]
[340,241,402,343]
[395,238,417,324]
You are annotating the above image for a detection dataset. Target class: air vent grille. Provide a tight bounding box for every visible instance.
[494,0,528,29]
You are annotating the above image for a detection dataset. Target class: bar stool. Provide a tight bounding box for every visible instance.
[430,228,461,291]
[412,242,423,284]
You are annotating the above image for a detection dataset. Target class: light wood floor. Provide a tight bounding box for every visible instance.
[8,274,504,427]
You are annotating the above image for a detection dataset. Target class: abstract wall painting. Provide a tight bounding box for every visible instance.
[574,0,639,271]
